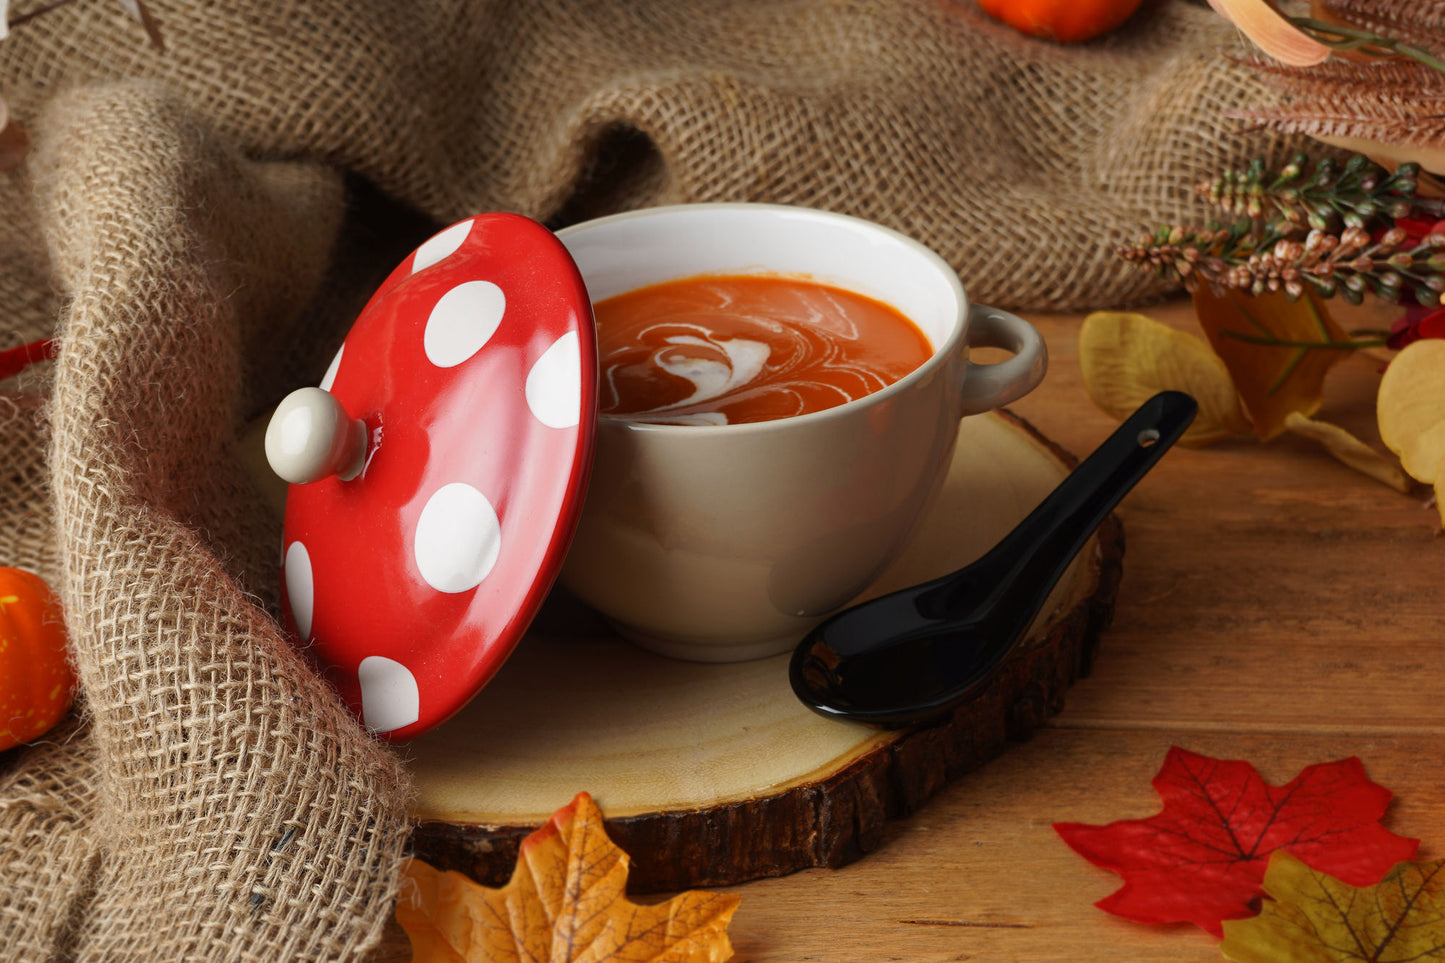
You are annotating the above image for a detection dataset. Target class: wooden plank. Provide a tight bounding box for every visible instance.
[717,729,1442,963]
[374,727,1444,963]
[370,299,1445,962]
[403,411,1124,893]
[1009,306,1445,735]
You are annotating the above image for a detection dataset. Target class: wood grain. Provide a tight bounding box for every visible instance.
[403,410,1123,893]
[373,299,1445,963]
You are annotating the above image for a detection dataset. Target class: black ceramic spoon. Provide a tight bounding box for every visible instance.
[789,390,1197,728]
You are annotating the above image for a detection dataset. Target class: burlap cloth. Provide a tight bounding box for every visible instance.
[0,1,1309,959]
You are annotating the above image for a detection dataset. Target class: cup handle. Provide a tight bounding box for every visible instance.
[957,303,1048,416]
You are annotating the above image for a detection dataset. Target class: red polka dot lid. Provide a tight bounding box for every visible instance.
[268,213,597,741]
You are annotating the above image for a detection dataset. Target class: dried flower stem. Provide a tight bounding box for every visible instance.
[1317,0,1445,54]
[7,0,77,30]
[1223,332,1385,348]
[1287,15,1445,76]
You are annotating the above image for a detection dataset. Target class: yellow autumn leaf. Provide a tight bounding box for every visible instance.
[1193,285,1353,442]
[1378,339,1445,482]
[1079,311,1249,446]
[1411,421,1445,484]
[396,792,739,963]
[1282,412,1413,493]
[1378,341,1445,527]
[1221,852,1445,963]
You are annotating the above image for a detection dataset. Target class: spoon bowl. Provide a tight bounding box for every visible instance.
[789,391,1197,727]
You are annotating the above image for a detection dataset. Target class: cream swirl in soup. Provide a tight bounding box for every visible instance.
[594,274,933,426]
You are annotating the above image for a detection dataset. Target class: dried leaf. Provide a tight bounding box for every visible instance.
[1207,0,1332,66]
[1193,285,1353,441]
[1079,311,1249,446]
[1231,58,1445,161]
[1221,853,1445,963]
[1378,339,1445,481]
[1054,747,1419,937]
[1282,412,1413,492]
[396,792,739,963]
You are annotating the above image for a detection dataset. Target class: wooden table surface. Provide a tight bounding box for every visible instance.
[374,297,1445,962]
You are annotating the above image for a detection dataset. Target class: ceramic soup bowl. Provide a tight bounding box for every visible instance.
[556,203,1046,662]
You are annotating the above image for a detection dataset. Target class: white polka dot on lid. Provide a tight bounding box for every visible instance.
[358,655,420,733]
[319,344,344,392]
[413,482,503,593]
[411,219,475,274]
[284,541,315,639]
[525,331,582,429]
[424,281,506,368]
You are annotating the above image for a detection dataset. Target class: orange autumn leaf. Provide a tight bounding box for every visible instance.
[1193,285,1353,441]
[396,792,739,963]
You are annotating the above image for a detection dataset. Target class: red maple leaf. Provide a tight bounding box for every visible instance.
[1053,746,1419,936]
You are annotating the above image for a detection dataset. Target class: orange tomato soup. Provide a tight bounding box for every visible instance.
[593,274,933,426]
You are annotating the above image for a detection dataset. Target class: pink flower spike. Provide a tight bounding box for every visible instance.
[1206,0,1332,66]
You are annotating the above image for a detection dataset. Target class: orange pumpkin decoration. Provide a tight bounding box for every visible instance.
[975,0,1146,43]
[0,567,76,751]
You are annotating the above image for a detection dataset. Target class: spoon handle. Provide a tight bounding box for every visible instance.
[920,390,1197,625]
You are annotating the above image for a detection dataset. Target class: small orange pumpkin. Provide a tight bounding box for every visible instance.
[975,0,1146,44]
[0,567,76,751]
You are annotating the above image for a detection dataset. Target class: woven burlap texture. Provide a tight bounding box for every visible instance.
[4,86,412,962]
[0,1,1315,961]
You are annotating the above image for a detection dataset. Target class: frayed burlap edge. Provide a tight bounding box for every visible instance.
[0,81,416,963]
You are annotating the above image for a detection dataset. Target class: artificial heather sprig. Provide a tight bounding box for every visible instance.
[1199,154,1445,232]
[1119,220,1445,306]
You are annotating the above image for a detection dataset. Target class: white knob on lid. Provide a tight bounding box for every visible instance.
[265,387,367,485]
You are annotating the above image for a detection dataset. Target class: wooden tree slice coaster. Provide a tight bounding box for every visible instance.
[405,409,1123,893]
